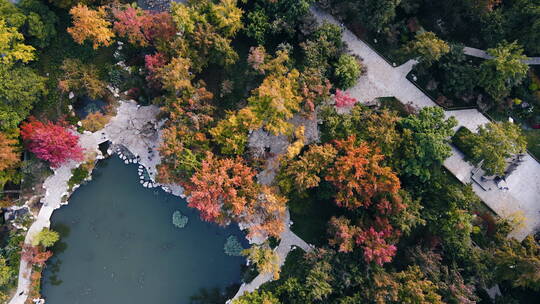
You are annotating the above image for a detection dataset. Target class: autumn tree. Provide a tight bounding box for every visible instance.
[113,6,175,46]
[404,31,450,68]
[185,152,260,224]
[300,22,344,75]
[247,186,287,238]
[58,58,106,99]
[68,4,114,49]
[372,266,444,304]
[32,228,60,247]
[398,106,457,182]
[334,89,357,108]
[168,0,241,70]
[493,236,540,290]
[325,136,401,212]
[232,290,280,304]
[365,109,402,158]
[0,64,47,131]
[0,19,35,65]
[298,68,332,114]
[81,111,109,132]
[21,245,52,266]
[157,86,215,182]
[327,216,398,265]
[478,41,529,102]
[242,243,281,279]
[0,132,19,171]
[407,247,478,303]
[278,143,337,194]
[464,121,527,176]
[20,118,84,168]
[210,108,261,155]
[327,216,359,253]
[247,50,303,136]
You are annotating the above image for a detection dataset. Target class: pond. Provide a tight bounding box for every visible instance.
[41,156,246,304]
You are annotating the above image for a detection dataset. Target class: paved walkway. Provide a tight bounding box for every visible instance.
[312,7,540,241]
[463,46,540,65]
[230,211,312,301]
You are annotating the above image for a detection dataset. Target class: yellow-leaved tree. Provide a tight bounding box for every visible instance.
[67,4,114,49]
[0,19,35,65]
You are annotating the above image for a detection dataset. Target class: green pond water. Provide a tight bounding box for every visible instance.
[41,156,246,303]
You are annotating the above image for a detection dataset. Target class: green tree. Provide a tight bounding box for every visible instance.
[504,0,540,55]
[58,58,106,99]
[301,22,344,75]
[333,54,362,89]
[438,44,477,98]
[19,0,59,48]
[405,31,450,68]
[32,228,60,247]
[232,290,280,304]
[465,122,527,176]
[494,236,540,290]
[398,107,457,182]
[245,9,270,44]
[352,0,401,32]
[0,65,47,131]
[478,41,529,102]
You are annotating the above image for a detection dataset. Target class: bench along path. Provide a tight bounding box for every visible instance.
[312,7,540,241]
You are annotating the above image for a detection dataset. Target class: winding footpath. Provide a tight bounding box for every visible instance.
[312,7,540,241]
[9,101,171,304]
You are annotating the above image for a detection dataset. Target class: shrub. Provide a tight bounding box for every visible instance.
[333,54,362,89]
[224,235,243,256]
[451,127,475,158]
[172,210,188,228]
[32,228,60,247]
[67,165,90,190]
[81,111,110,132]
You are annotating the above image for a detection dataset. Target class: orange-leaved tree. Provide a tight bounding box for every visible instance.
[0,132,19,171]
[68,4,114,49]
[325,136,402,213]
[185,152,260,224]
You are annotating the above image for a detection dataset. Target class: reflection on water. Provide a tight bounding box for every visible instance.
[41,156,246,304]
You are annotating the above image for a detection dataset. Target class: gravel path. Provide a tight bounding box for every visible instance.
[312,7,540,241]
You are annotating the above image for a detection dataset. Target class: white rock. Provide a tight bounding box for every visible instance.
[77,121,82,127]
[124,160,129,164]
[69,92,75,99]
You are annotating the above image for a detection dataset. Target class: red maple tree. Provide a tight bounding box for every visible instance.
[20,118,84,168]
[22,245,53,266]
[114,7,175,46]
[144,52,168,87]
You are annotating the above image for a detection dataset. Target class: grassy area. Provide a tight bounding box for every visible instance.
[524,129,540,160]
